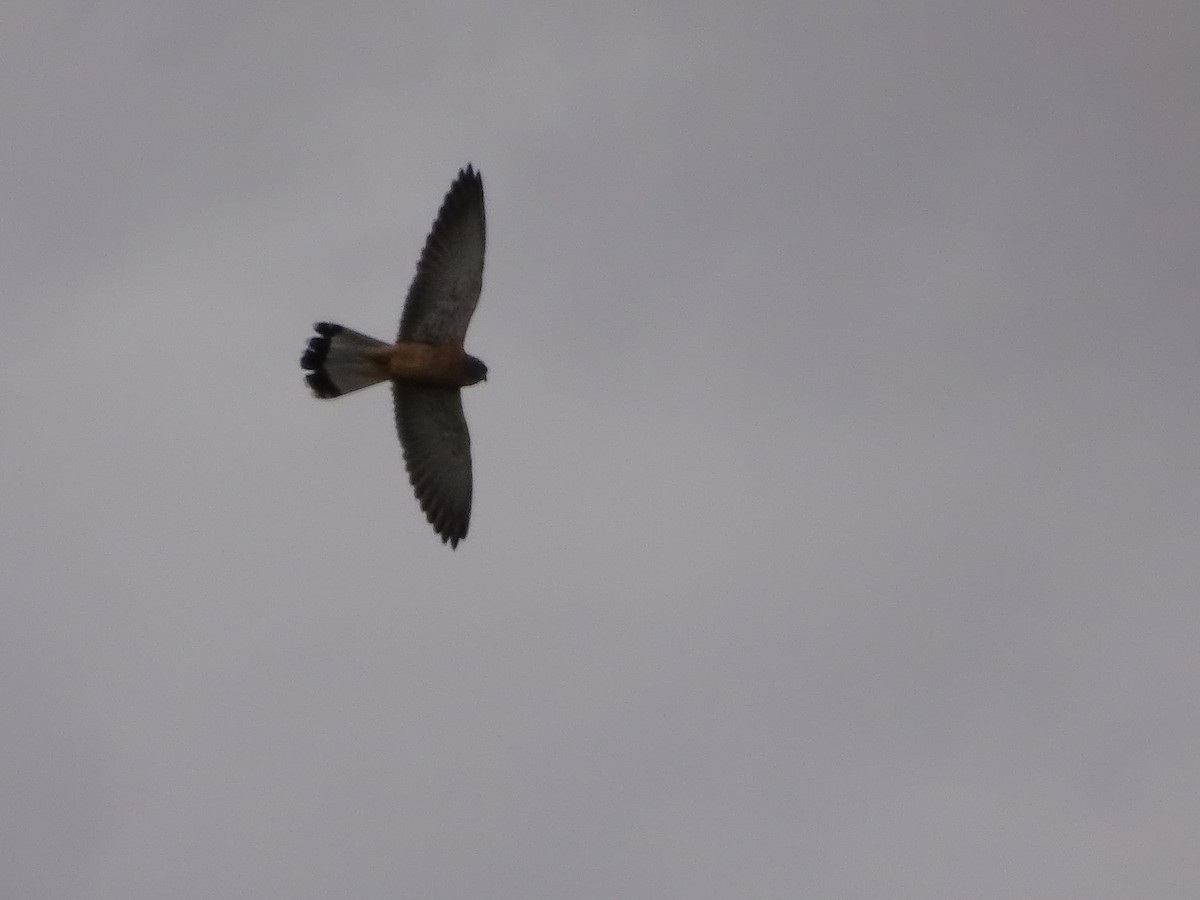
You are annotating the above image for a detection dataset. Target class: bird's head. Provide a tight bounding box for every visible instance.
[464,355,488,385]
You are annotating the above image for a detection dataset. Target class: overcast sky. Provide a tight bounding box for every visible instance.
[3,2,1198,897]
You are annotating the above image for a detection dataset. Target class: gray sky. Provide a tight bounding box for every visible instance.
[3,2,1198,897]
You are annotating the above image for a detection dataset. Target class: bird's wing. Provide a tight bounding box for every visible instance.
[393,383,473,548]
[398,165,486,345]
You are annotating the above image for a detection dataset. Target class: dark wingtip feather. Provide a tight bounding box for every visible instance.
[451,164,483,202]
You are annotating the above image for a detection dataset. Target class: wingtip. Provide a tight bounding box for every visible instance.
[436,516,467,549]
[445,519,468,549]
[457,163,482,186]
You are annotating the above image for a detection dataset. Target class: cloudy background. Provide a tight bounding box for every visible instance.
[3,2,1198,897]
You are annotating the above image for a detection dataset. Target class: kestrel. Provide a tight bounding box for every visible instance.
[301,165,488,548]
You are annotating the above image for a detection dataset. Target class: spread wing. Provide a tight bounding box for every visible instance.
[393,383,473,548]
[398,165,485,345]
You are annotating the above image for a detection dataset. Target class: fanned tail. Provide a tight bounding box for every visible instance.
[300,322,389,398]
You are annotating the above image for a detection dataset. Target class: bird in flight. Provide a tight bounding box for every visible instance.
[301,165,488,548]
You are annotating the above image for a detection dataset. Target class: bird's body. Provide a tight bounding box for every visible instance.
[300,165,488,548]
[373,341,487,387]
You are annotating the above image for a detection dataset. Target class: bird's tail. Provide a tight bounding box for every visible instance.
[301,322,390,398]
